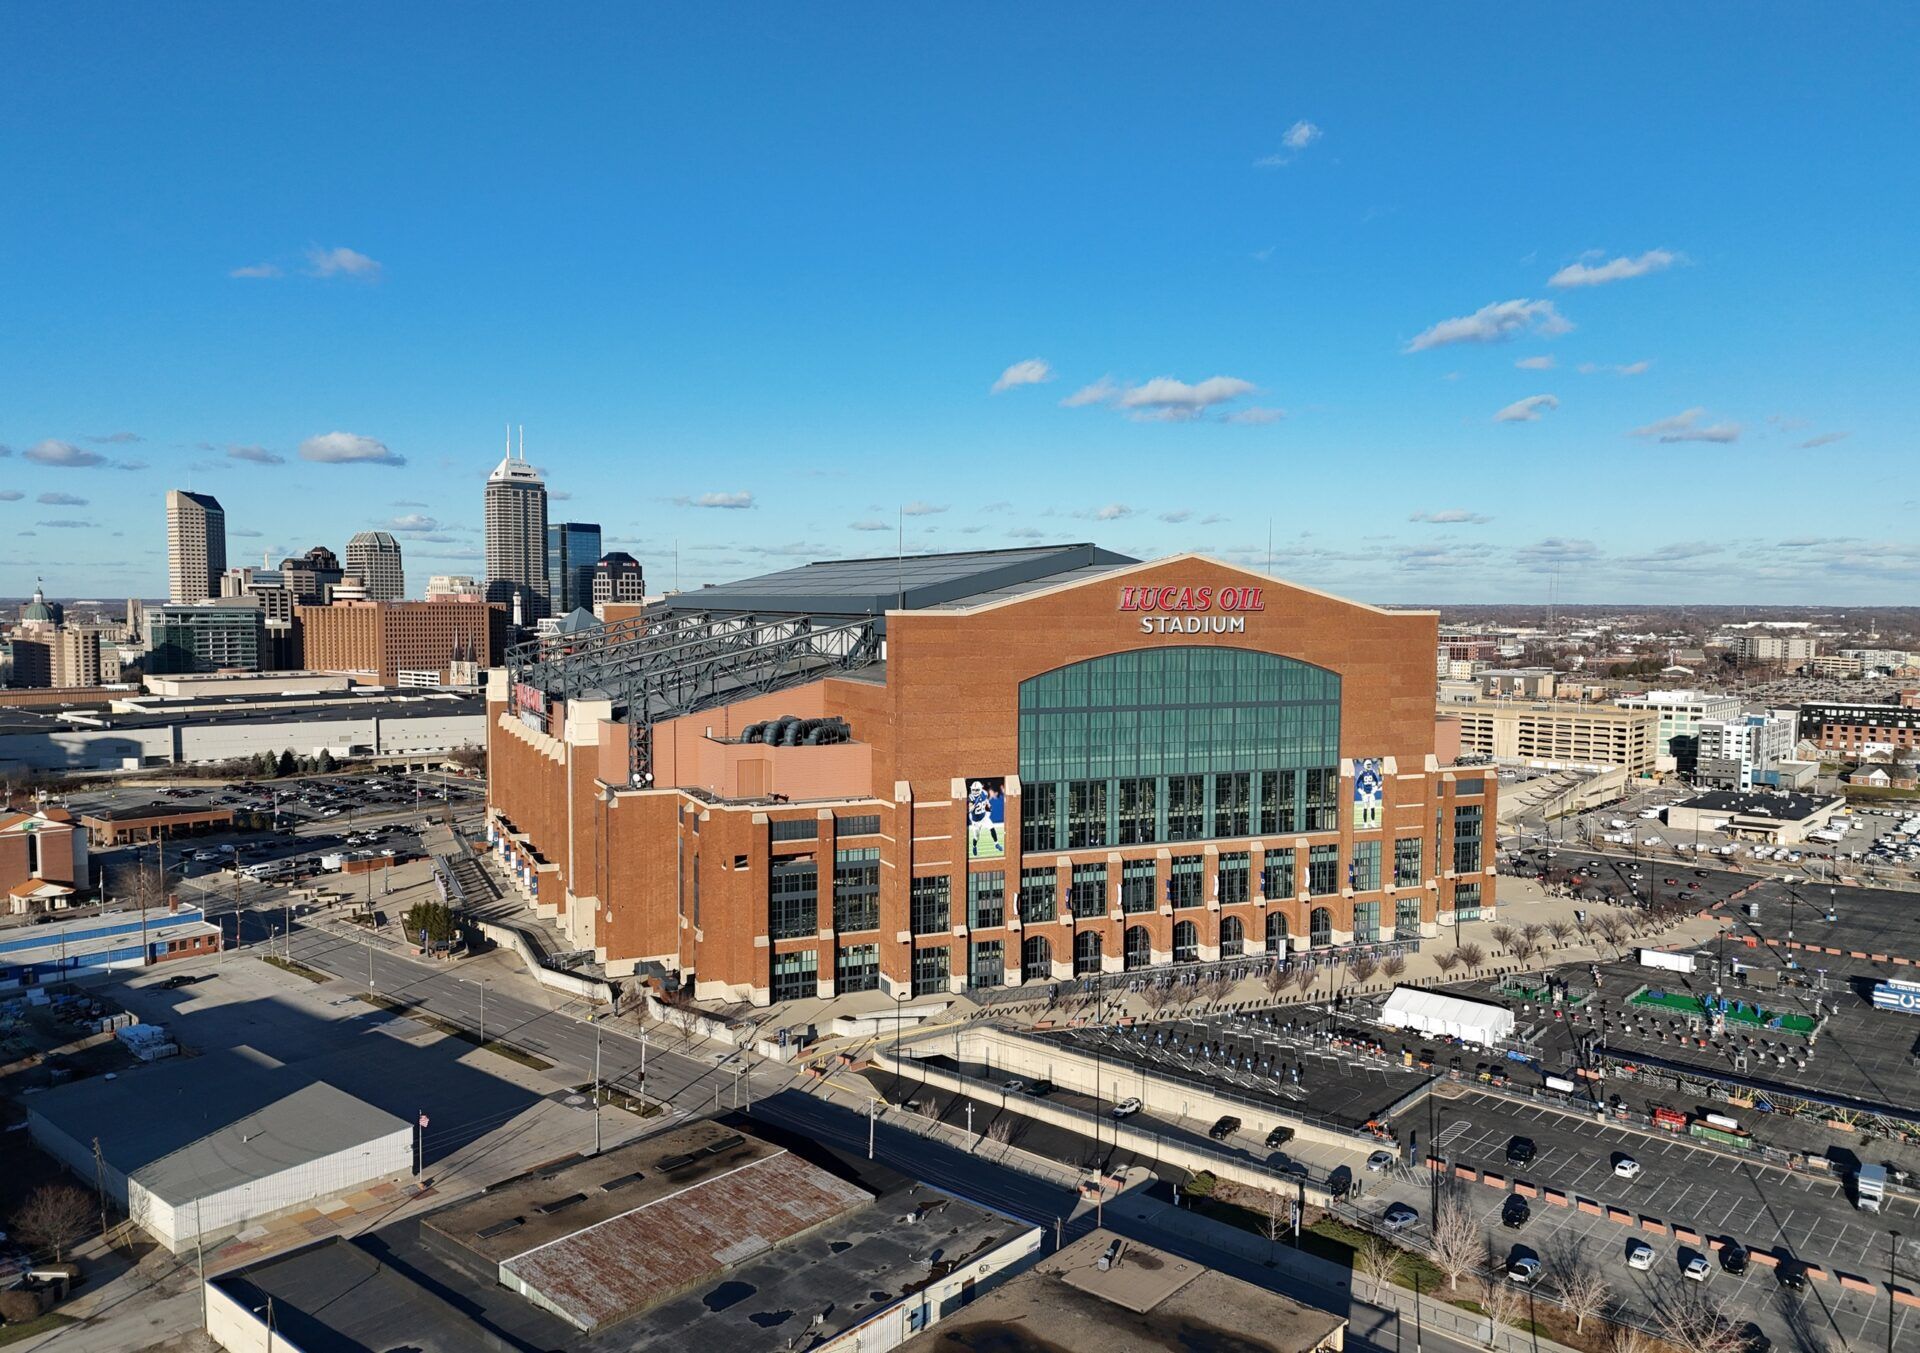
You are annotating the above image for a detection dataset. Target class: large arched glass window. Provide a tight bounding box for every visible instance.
[1123,925,1152,970]
[1073,930,1103,976]
[1309,906,1333,948]
[1220,915,1245,959]
[1019,647,1340,852]
[1022,934,1053,979]
[1172,920,1199,964]
[1266,911,1289,952]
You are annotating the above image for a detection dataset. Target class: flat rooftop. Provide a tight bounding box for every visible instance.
[905,1227,1346,1353]
[660,543,1137,620]
[1675,790,1838,820]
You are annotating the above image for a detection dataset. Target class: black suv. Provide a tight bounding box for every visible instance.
[1501,1194,1531,1229]
[1265,1125,1295,1149]
[1209,1116,1242,1141]
[1505,1136,1537,1166]
[1776,1259,1807,1292]
[1721,1242,1749,1275]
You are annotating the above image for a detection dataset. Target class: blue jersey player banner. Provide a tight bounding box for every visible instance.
[1353,758,1384,831]
[967,778,1006,860]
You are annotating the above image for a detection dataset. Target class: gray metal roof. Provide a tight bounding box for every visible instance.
[660,543,1137,619]
[28,1052,408,1204]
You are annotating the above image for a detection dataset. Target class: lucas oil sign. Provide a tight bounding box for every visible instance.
[1117,585,1265,635]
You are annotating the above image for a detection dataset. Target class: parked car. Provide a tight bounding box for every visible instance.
[1507,1256,1543,1286]
[1382,1203,1419,1232]
[1776,1259,1807,1292]
[1505,1136,1536,1166]
[1264,1125,1295,1149]
[1001,1079,1025,1095]
[1684,1254,1711,1282]
[158,973,199,990]
[1111,1097,1143,1120]
[1626,1240,1654,1270]
[1208,1115,1242,1141]
[1366,1150,1396,1173]
[1721,1242,1749,1275]
[1501,1195,1531,1229]
[1613,1155,1642,1179]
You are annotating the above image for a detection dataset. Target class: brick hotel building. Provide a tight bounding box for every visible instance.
[485,545,1496,1006]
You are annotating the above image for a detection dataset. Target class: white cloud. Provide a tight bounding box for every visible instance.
[24,439,108,468]
[229,262,283,279]
[1222,406,1285,426]
[228,444,284,465]
[1063,374,1258,421]
[1094,503,1133,521]
[1493,393,1560,423]
[991,359,1053,393]
[1549,249,1679,288]
[1255,119,1322,166]
[687,491,754,509]
[1060,376,1121,408]
[386,513,442,533]
[850,519,891,532]
[1797,432,1849,449]
[1405,299,1571,352]
[1159,509,1193,524]
[1578,359,1652,376]
[37,492,87,506]
[1515,355,1555,371]
[901,501,947,516]
[1410,509,1493,525]
[86,431,142,444]
[0,490,21,501]
[1513,537,1601,570]
[300,431,405,465]
[37,519,92,529]
[1630,408,1741,444]
[1006,526,1045,540]
[304,246,383,280]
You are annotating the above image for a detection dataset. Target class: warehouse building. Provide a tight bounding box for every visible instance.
[27,1053,410,1252]
[0,901,220,988]
[487,545,1496,1007]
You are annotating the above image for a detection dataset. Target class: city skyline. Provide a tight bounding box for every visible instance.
[2,5,1915,604]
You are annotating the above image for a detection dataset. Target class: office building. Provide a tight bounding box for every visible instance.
[297,598,497,687]
[489,545,1496,1006]
[1,807,87,912]
[51,628,104,688]
[1614,688,1742,774]
[425,574,483,602]
[591,551,646,609]
[1721,633,1816,666]
[278,546,345,601]
[1450,699,1658,777]
[485,443,549,625]
[1842,648,1918,673]
[545,521,602,616]
[346,531,406,601]
[1798,691,1920,754]
[1666,791,1843,846]
[165,489,226,604]
[144,600,268,674]
[1481,668,1556,700]
[1696,710,1801,790]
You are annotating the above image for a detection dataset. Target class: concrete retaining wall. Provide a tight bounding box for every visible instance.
[472,920,612,1004]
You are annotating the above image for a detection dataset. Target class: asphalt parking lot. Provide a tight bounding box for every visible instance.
[1406,1089,1917,1352]
[1046,1006,1431,1132]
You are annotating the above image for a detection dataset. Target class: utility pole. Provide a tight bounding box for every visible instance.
[868,1098,878,1159]
[92,1137,109,1240]
[593,1017,603,1155]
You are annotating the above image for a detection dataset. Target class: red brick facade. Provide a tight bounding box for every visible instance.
[487,556,1498,1005]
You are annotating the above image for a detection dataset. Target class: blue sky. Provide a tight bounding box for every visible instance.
[3,4,1915,604]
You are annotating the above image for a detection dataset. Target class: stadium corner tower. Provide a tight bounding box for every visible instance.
[486,544,1496,1005]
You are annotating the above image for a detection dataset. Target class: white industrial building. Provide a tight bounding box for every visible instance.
[0,690,483,774]
[1613,689,1741,774]
[27,1057,411,1252]
[1378,985,1515,1048]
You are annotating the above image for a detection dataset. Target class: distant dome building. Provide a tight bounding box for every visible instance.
[17,580,62,632]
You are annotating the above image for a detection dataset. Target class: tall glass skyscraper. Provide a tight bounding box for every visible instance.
[546,522,603,616]
[484,439,549,625]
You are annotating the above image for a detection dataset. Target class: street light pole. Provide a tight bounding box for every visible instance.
[1889,1230,1901,1353]
[593,1017,603,1156]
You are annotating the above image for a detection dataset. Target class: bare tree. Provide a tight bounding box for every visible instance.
[1291,965,1317,997]
[1521,922,1546,948]
[1489,924,1516,952]
[1262,964,1290,1001]
[12,1183,93,1261]
[1652,1286,1744,1353]
[1557,1261,1612,1334]
[1606,1323,1654,1353]
[1548,920,1574,947]
[1456,943,1486,974]
[113,855,175,913]
[986,1116,1015,1152]
[1356,1234,1400,1290]
[1350,954,1379,985]
[1429,1196,1481,1291]
[1480,1273,1525,1344]
[1433,951,1462,976]
[1382,954,1407,980]
[1144,982,1178,1017]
